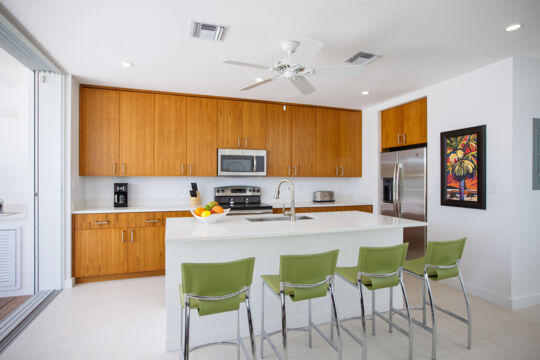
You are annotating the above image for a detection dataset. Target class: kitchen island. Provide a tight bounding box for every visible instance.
[165,211,426,351]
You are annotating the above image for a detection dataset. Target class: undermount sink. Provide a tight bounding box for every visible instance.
[246,216,315,222]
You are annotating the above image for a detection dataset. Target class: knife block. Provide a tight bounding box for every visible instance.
[189,191,201,207]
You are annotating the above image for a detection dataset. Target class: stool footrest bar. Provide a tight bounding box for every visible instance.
[339,322,365,346]
[373,310,410,338]
[434,304,468,324]
[310,320,339,352]
[394,309,433,334]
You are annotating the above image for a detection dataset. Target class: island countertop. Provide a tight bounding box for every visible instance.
[165,210,426,243]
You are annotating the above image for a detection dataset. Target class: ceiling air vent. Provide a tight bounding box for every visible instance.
[344,51,379,65]
[191,21,226,41]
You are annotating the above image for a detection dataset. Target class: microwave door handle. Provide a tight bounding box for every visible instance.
[253,155,257,172]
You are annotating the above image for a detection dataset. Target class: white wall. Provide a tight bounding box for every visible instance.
[0,49,35,296]
[362,58,516,307]
[511,57,540,308]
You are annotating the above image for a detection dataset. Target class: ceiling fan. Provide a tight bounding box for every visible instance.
[222,38,367,95]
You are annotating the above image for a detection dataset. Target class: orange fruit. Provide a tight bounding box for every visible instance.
[201,210,211,217]
[194,207,204,216]
[211,205,224,214]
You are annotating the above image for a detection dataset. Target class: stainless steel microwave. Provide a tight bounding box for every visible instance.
[217,149,267,177]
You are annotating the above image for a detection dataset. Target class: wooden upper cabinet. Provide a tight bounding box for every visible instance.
[316,109,340,177]
[79,88,120,176]
[291,106,317,177]
[381,97,427,150]
[154,94,187,176]
[119,91,155,176]
[186,97,218,176]
[381,106,404,150]
[339,110,362,177]
[403,97,427,146]
[217,100,242,148]
[265,104,292,177]
[241,102,266,149]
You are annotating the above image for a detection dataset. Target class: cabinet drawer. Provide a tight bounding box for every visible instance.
[116,212,164,228]
[73,213,117,230]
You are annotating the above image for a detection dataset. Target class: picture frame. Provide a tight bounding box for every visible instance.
[440,125,486,209]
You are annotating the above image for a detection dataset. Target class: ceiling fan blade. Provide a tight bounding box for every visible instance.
[240,76,279,91]
[222,59,270,70]
[290,76,316,95]
[289,38,324,65]
[313,64,365,76]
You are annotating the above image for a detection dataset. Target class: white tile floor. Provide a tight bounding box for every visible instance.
[2,275,539,360]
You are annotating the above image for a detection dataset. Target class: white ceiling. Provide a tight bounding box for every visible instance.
[1,0,539,109]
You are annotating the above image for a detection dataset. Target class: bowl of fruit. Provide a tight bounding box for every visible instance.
[191,201,230,223]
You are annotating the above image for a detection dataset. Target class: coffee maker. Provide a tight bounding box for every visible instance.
[114,183,128,207]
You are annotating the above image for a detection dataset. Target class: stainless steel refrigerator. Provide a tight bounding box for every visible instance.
[380,147,427,259]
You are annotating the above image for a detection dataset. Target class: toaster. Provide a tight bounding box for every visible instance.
[313,191,335,203]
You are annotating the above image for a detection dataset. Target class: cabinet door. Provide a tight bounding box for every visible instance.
[381,106,404,149]
[73,229,127,277]
[339,110,362,177]
[79,88,119,176]
[291,106,317,177]
[265,104,292,177]
[127,227,165,273]
[154,94,187,176]
[316,109,340,177]
[119,91,155,176]
[241,102,266,149]
[403,97,427,146]
[217,100,242,149]
[186,97,218,176]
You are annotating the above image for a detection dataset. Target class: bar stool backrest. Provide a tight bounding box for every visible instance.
[357,243,408,289]
[424,237,467,279]
[279,249,339,301]
[181,257,255,315]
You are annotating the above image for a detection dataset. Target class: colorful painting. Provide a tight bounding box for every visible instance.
[441,125,486,209]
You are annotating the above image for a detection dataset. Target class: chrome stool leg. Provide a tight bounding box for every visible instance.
[458,272,472,350]
[372,290,376,336]
[280,292,288,360]
[183,304,191,360]
[424,274,436,360]
[400,275,413,360]
[330,297,335,342]
[329,284,342,360]
[237,309,241,360]
[422,278,427,325]
[389,286,393,333]
[308,299,313,348]
[245,296,257,360]
[260,280,265,359]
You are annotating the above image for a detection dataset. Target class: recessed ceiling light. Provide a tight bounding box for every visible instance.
[505,24,522,32]
[255,77,264,82]
[361,91,370,95]
[121,61,133,68]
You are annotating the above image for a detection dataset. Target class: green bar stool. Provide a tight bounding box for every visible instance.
[335,243,413,360]
[179,257,256,360]
[403,237,471,360]
[260,249,341,360]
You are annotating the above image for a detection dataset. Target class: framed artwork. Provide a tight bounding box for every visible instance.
[440,125,486,209]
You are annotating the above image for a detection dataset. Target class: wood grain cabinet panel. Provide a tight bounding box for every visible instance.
[381,106,404,150]
[241,102,266,149]
[316,109,340,177]
[339,110,362,177]
[403,97,427,146]
[119,91,155,176]
[154,94,188,176]
[127,227,165,272]
[291,106,317,177]
[265,104,292,177]
[79,88,120,176]
[187,97,218,176]
[217,100,243,149]
[72,213,117,230]
[73,229,127,277]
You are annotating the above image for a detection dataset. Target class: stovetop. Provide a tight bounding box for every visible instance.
[219,202,273,211]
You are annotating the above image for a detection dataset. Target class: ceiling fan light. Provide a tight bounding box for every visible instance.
[505,23,522,31]
[121,61,133,68]
[361,91,370,95]
[255,77,264,82]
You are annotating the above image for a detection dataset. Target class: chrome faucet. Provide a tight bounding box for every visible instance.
[274,179,296,222]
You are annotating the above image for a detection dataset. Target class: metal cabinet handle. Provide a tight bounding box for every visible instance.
[336,166,338,176]
[397,134,401,145]
[94,221,109,225]
[130,230,134,243]
[146,219,159,223]
[237,137,241,147]
[244,137,248,147]
[341,167,344,176]
[121,230,126,243]
[113,163,117,176]
[122,163,126,175]
[403,133,407,144]
[189,164,192,176]
[288,166,291,176]
[294,165,297,176]
[180,163,184,176]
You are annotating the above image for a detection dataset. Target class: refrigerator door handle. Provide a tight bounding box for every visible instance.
[392,162,398,217]
[396,162,403,217]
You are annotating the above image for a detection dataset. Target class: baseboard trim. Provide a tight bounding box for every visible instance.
[75,270,164,284]
[441,278,513,309]
[510,292,540,310]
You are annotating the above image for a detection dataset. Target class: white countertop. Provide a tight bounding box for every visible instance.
[71,199,373,214]
[0,204,27,222]
[165,211,425,243]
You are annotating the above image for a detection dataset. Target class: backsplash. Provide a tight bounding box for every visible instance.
[74,176,368,209]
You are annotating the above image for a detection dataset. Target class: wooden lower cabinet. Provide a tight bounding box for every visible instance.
[72,211,190,283]
[273,205,373,214]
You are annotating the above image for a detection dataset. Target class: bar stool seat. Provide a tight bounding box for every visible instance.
[260,275,329,300]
